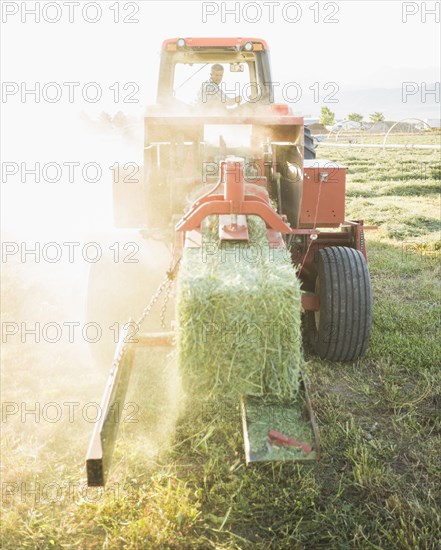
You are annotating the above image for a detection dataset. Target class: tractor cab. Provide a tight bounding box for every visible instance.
[157,37,273,110]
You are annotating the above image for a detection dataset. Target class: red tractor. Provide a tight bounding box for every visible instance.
[86,38,372,485]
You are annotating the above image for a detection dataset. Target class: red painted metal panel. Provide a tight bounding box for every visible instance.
[299,164,346,228]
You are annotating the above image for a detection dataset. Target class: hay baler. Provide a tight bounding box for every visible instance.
[86,38,372,486]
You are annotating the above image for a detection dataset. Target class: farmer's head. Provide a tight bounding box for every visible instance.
[210,64,224,85]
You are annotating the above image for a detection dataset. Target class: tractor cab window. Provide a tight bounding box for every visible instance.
[173,63,251,105]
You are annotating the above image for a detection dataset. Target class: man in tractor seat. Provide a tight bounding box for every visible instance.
[197,64,242,107]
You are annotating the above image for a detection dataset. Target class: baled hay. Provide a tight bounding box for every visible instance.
[176,216,303,400]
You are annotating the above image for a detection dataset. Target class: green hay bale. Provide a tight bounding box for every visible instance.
[176,216,303,400]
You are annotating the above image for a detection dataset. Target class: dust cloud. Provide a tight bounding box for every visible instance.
[1,109,187,502]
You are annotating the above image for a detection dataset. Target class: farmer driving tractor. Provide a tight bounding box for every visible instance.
[197,63,242,107]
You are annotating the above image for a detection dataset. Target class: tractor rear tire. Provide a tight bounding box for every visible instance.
[304,127,316,160]
[306,246,372,362]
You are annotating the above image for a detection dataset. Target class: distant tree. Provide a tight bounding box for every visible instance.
[348,113,363,122]
[320,106,335,125]
[369,112,385,123]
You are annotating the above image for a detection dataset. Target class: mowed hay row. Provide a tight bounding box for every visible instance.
[176,216,303,400]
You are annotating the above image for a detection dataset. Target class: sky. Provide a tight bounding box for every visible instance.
[2,0,439,111]
[1,0,440,231]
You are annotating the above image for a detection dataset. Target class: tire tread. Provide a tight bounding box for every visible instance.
[312,246,372,362]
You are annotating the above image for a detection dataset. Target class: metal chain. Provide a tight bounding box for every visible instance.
[135,256,181,330]
[111,256,181,371]
[160,278,174,329]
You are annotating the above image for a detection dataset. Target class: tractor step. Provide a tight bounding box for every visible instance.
[241,373,320,463]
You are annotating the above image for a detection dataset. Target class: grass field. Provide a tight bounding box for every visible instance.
[322,130,441,147]
[1,138,440,548]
